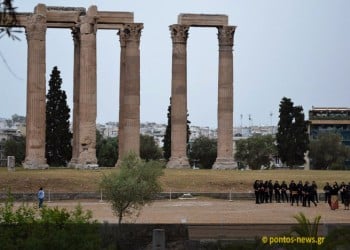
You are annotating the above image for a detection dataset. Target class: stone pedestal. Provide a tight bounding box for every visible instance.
[7,156,15,171]
[166,25,190,169]
[23,4,49,169]
[213,26,237,170]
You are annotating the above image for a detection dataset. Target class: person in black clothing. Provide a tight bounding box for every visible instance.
[308,182,317,207]
[263,181,269,203]
[268,180,274,203]
[254,180,260,204]
[296,181,303,204]
[311,181,319,203]
[302,181,309,207]
[259,180,265,204]
[274,180,281,203]
[343,184,349,210]
[340,181,346,204]
[323,182,331,203]
[289,180,299,206]
[281,181,288,203]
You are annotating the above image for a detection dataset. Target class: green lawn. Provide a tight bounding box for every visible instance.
[0,167,349,193]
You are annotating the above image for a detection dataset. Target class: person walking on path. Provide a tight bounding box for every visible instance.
[38,187,45,208]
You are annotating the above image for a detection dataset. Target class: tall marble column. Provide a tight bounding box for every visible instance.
[75,6,98,169]
[23,4,48,169]
[116,23,143,166]
[213,26,237,169]
[68,26,81,166]
[167,24,190,168]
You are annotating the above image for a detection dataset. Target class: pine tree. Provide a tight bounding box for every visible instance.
[45,66,72,166]
[162,97,191,161]
[276,97,308,167]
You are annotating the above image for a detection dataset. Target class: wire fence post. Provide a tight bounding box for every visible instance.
[99,189,103,203]
[48,189,51,203]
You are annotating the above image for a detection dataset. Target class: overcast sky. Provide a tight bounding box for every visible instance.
[1,0,349,128]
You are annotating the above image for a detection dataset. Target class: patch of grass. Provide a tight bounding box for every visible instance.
[0,167,349,193]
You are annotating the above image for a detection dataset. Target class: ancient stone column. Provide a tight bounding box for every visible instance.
[213,26,237,169]
[68,26,81,166]
[166,24,190,168]
[116,23,143,166]
[23,4,48,169]
[75,6,98,169]
[116,28,126,166]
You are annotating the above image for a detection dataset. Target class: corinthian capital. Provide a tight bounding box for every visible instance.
[169,24,189,44]
[71,26,81,45]
[25,14,47,41]
[218,26,236,47]
[118,23,143,46]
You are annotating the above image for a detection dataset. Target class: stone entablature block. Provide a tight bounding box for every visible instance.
[178,13,228,27]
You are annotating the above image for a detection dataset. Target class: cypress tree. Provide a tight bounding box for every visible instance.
[292,106,309,166]
[162,98,172,161]
[162,97,191,161]
[45,66,72,166]
[276,97,308,167]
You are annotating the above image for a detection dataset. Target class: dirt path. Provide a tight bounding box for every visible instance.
[23,198,350,224]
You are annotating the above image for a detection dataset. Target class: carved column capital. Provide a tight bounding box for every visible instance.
[218,26,236,47]
[118,23,143,46]
[71,26,81,45]
[79,15,97,35]
[25,14,47,41]
[169,24,189,44]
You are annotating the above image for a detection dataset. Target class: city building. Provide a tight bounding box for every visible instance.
[309,107,350,146]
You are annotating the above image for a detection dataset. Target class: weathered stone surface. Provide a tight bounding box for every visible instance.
[178,13,228,27]
[10,4,143,169]
[168,15,237,169]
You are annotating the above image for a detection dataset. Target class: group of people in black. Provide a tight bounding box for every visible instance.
[323,181,350,210]
[253,180,350,209]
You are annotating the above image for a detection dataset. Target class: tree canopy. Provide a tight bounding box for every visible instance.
[276,97,309,167]
[189,136,217,169]
[235,134,277,170]
[309,132,350,170]
[140,134,162,161]
[100,153,163,225]
[45,66,72,166]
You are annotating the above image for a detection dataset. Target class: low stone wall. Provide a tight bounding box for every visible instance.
[0,191,328,202]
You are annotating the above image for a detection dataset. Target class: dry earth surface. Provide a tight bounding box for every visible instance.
[15,198,350,225]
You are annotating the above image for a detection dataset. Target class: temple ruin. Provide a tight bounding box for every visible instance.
[1,5,237,169]
[167,14,237,169]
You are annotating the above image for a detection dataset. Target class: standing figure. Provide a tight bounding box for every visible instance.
[259,180,265,204]
[343,185,349,210]
[289,180,299,206]
[296,181,303,204]
[38,187,45,208]
[329,182,339,210]
[323,182,331,203]
[274,180,281,203]
[268,180,274,203]
[263,181,269,203]
[340,181,346,204]
[311,181,319,203]
[281,181,289,203]
[308,182,317,207]
[302,181,309,207]
[254,180,260,204]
